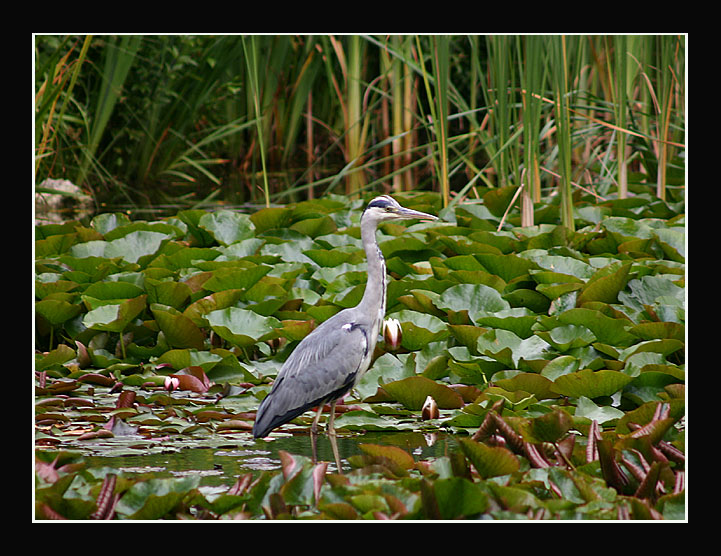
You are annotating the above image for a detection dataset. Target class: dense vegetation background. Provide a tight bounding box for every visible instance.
[35,35,684,214]
[34,35,686,520]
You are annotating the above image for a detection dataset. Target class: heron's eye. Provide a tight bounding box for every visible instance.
[385,206,393,212]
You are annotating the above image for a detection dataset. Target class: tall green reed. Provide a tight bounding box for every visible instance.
[517,35,546,226]
[35,35,93,178]
[242,35,271,208]
[548,35,581,232]
[415,35,451,207]
[35,34,685,216]
[76,35,142,188]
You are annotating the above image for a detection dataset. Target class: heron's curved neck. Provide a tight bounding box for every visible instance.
[358,218,386,322]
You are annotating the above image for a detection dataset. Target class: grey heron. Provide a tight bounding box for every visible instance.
[252,195,437,467]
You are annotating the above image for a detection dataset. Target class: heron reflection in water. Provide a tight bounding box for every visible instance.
[252,196,438,470]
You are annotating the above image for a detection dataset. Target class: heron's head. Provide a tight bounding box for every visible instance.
[362,195,438,225]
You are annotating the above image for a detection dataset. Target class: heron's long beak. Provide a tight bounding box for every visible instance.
[395,207,438,222]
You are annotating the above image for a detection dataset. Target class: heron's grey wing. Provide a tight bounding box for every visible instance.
[252,318,371,438]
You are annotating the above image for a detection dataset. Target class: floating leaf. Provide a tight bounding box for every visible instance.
[577,263,632,306]
[476,329,551,369]
[391,310,449,351]
[526,408,572,443]
[540,308,636,348]
[458,437,520,479]
[540,355,580,381]
[82,295,147,333]
[575,396,625,424]
[151,304,205,350]
[551,369,634,398]
[105,231,170,265]
[206,307,280,348]
[201,264,271,293]
[434,477,489,519]
[493,372,558,400]
[537,324,596,352]
[114,476,201,519]
[358,444,416,471]
[198,210,255,246]
[290,215,337,238]
[438,283,509,323]
[382,376,463,410]
[475,253,537,282]
[35,344,77,371]
[35,299,82,326]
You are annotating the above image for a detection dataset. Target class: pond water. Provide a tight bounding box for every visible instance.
[81,430,461,492]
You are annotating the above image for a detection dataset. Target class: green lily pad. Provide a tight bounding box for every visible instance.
[438,283,509,322]
[82,295,147,333]
[434,477,489,519]
[391,310,449,351]
[577,262,632,306]
[574,396,625,424]
[201,264,271,293]
[35,299,82,326]
[540,308,636,348]
[475,253,537,282]
[105,231,170,265]
[458,437,520,479]
[536,324,597,352]
[115,476,201,520]
[476,329,551,369]
[198,210,255,246]
[358,443,416,470]
[493,372,558,400]
[183,289,244,325]
[206,307,280,348]
[150,304,205,350]
[520,408,573,443]
[290,215,337,238]
[382,376,464,410]
[540,355,580,381]
[551,369,634,398]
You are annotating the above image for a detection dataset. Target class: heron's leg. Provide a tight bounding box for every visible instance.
[311,403,324,436]
[327,400,342,473]
[310,404,324,464]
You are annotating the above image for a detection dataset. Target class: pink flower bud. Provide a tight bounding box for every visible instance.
[421,395,439,420]
[383,318,402,351]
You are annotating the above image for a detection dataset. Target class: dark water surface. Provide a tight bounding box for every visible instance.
[84,430,461,492]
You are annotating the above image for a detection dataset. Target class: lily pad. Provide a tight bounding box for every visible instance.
[206,307,280,348]
[551,369,634,399]
[574,396,625,424]
[382,376,464,410]
[114,476,201,519]
[577,262,632,306]
[82,295,147,333]
[391,310,449,351]
[433,477,489,518]
[476,329,551,369]
[458,437,520,479]
[198,210,255,246]
[35,299,82,326]
[150,304,205,350]
[438,283,509,323]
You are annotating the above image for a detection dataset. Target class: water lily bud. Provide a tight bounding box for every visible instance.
[383,318,402,351]
[421,395,439,420]
[164,376,180,392]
